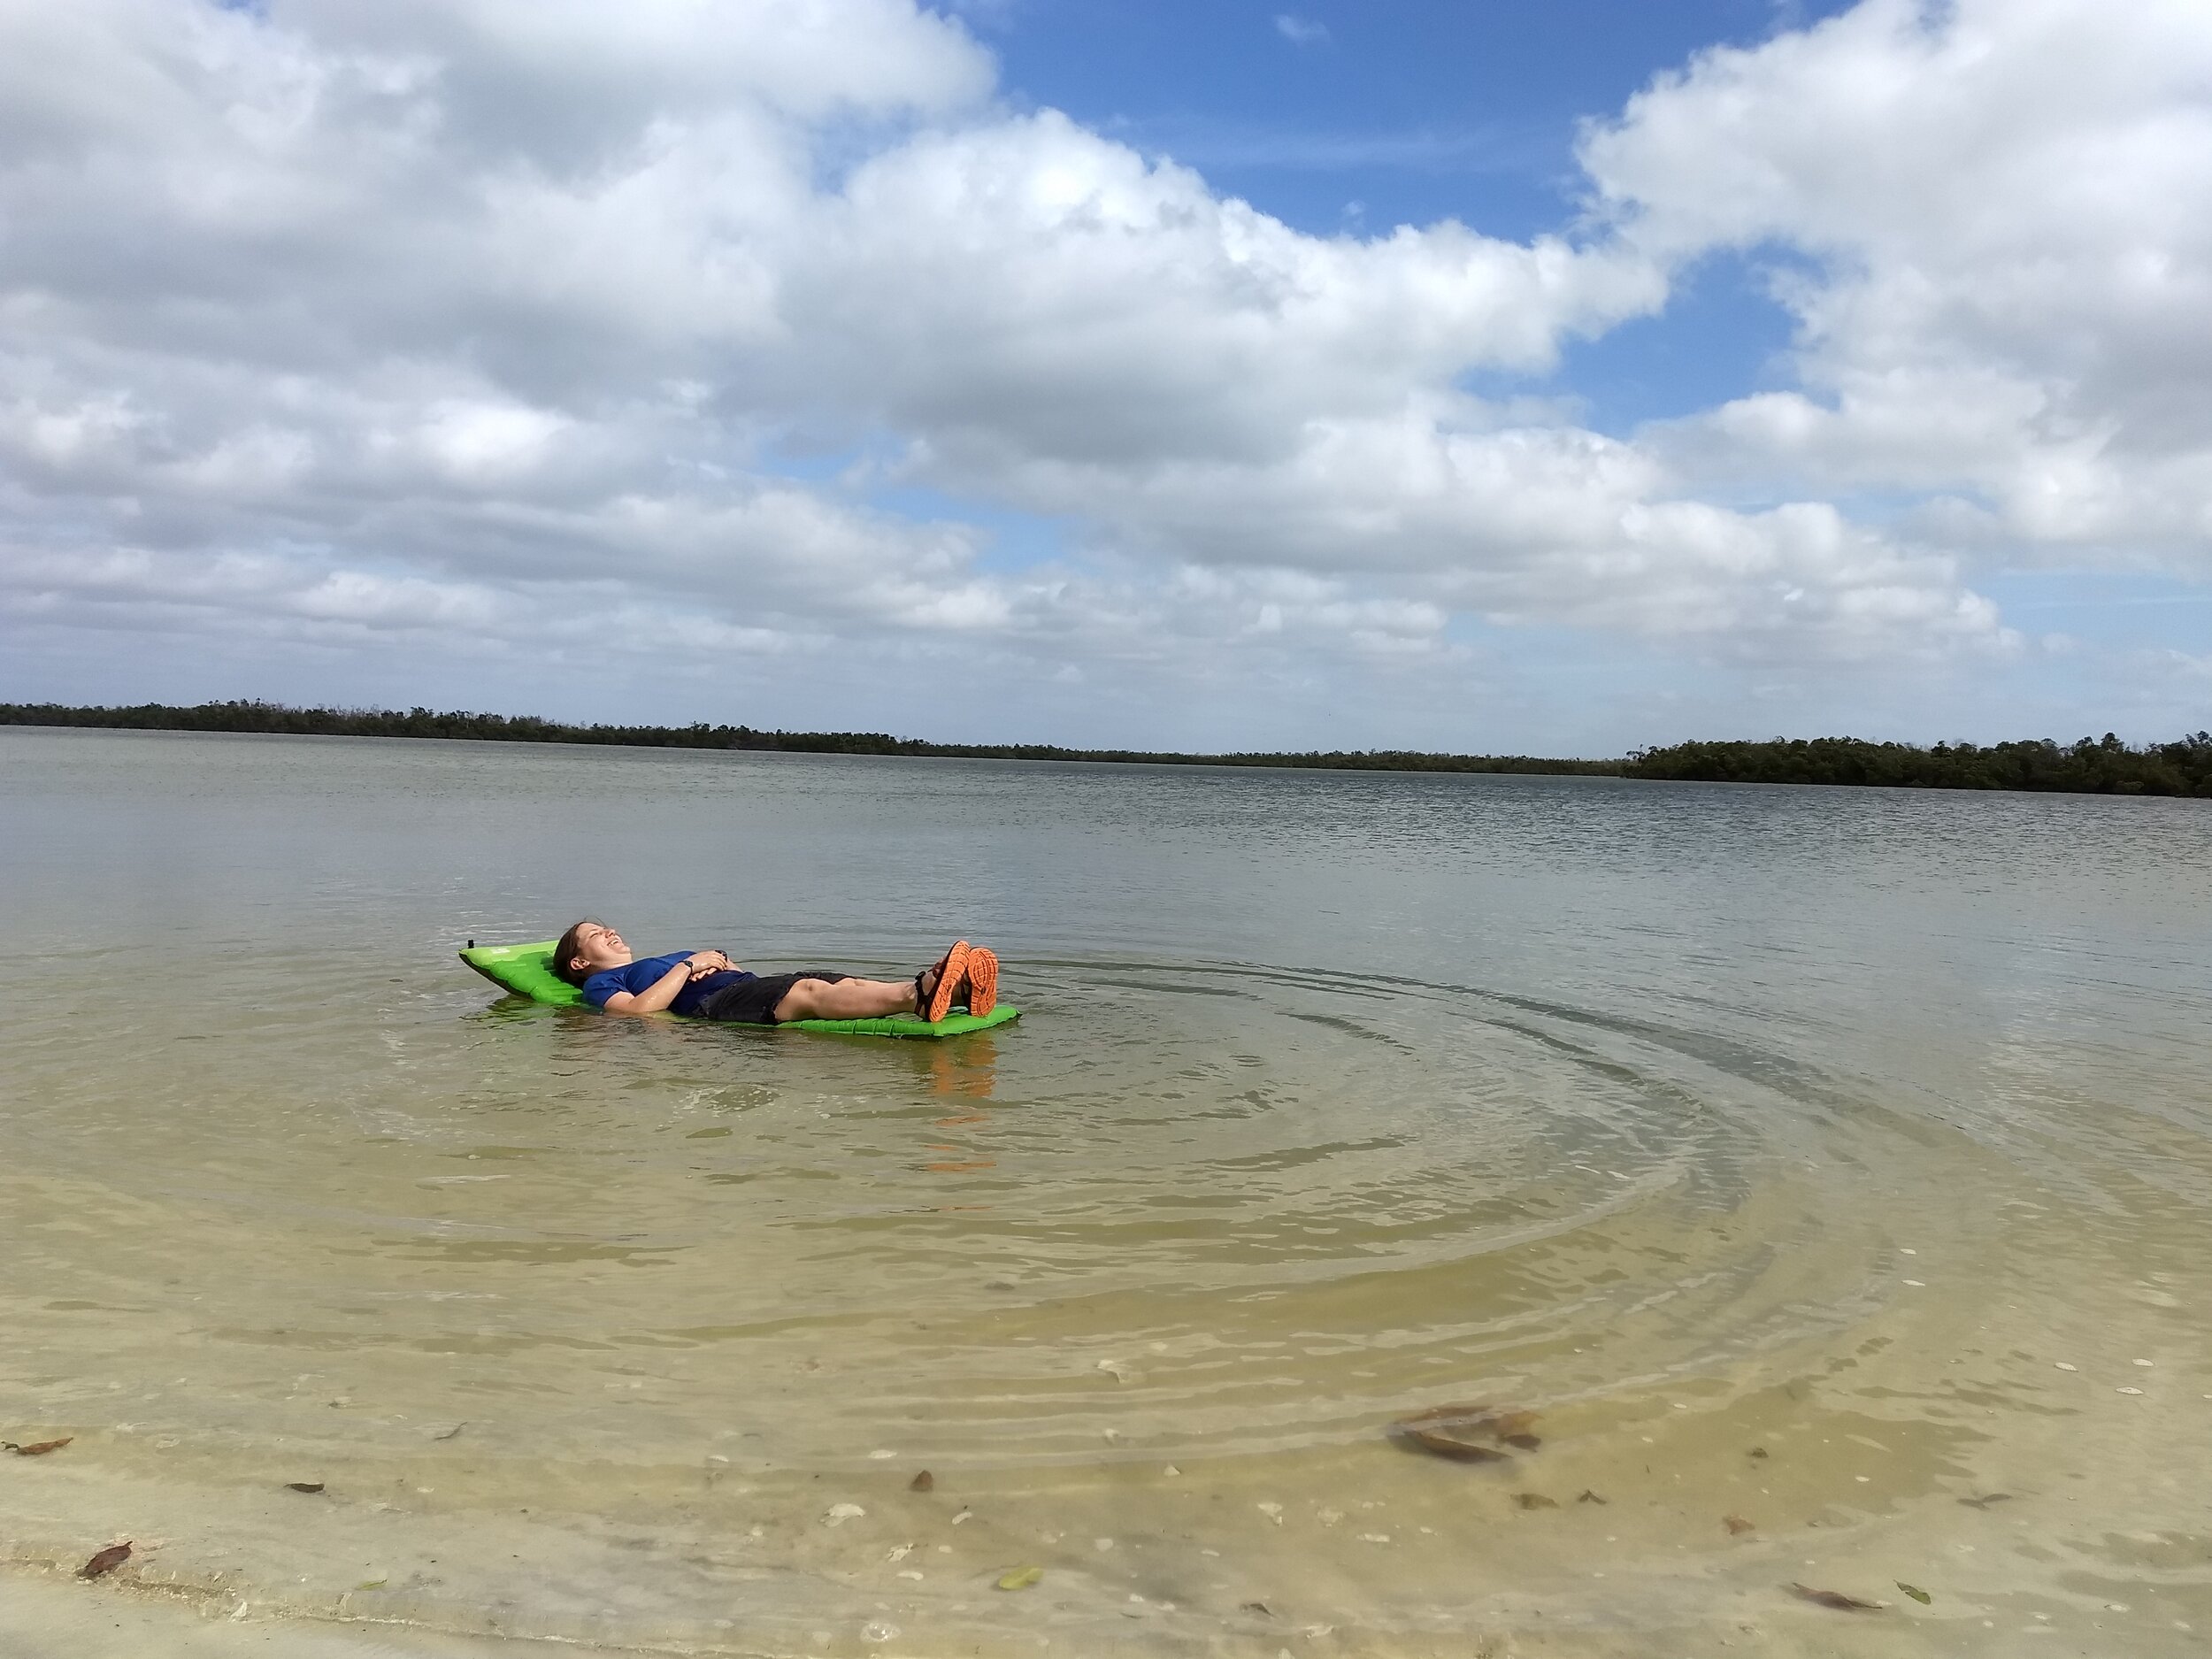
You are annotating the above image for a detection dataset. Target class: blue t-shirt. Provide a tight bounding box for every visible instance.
[581,952,753,1018]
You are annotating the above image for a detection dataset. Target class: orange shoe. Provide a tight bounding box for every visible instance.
[963,946,999,1017]
[920,941,972,1023]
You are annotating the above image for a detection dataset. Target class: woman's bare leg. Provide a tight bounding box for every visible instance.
[772,975,921,1023]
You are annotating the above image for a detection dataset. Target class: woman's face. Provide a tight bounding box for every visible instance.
[568,922,633,973]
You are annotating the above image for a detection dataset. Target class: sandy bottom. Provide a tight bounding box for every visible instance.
[5,1266,2206,1659]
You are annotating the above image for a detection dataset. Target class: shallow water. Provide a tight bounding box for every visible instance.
[2,726,2208,1657]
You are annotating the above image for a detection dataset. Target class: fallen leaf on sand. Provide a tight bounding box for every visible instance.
[1897,1583,1932,1604]
[1577,1489,1608,1505]
[286,1481,325,1494]
[1724,1514,1755,1534]
[1787,1583,1884,1612]
[1511,1493,1558,1510]
[1388,1404,1535,1463]
[995,1566,1043,1591]
[910,1471,934,1493]
[79,1542,132,1579]
[1957,1493,2013,1509]
[4,1438,72,1456]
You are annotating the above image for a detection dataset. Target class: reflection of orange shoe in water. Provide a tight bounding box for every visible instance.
[963,946,999,1017]
[921,941,972,1022]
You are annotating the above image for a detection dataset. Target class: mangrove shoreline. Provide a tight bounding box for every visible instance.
[4,701,2208,797]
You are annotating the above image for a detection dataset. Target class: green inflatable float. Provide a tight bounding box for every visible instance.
[459,941,1019,1039]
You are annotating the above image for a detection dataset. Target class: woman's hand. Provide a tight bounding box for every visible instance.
[606,952,733,1013]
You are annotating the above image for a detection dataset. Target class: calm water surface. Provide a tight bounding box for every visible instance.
[2,727,2208,1657]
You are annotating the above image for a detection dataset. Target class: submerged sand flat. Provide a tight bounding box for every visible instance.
[2,728,2208,1655]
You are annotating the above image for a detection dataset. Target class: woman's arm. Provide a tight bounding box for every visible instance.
[598,953,727,1015]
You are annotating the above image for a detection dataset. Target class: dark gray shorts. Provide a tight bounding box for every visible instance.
[695,972,849,1025]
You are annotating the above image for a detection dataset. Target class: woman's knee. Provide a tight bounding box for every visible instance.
[773,977,833,1021]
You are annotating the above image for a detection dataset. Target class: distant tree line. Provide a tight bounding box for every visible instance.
[3,702,2208,796]
[0,700,1609,775]
[1626,732,2212,796]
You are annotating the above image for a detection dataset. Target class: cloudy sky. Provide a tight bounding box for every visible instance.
[3,0,2208,754]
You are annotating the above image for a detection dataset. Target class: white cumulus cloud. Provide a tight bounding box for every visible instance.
[1585,0,2212,566]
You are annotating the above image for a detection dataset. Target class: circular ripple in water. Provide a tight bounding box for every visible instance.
[0,955,1940,1479]
[644,957,1919,1467]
